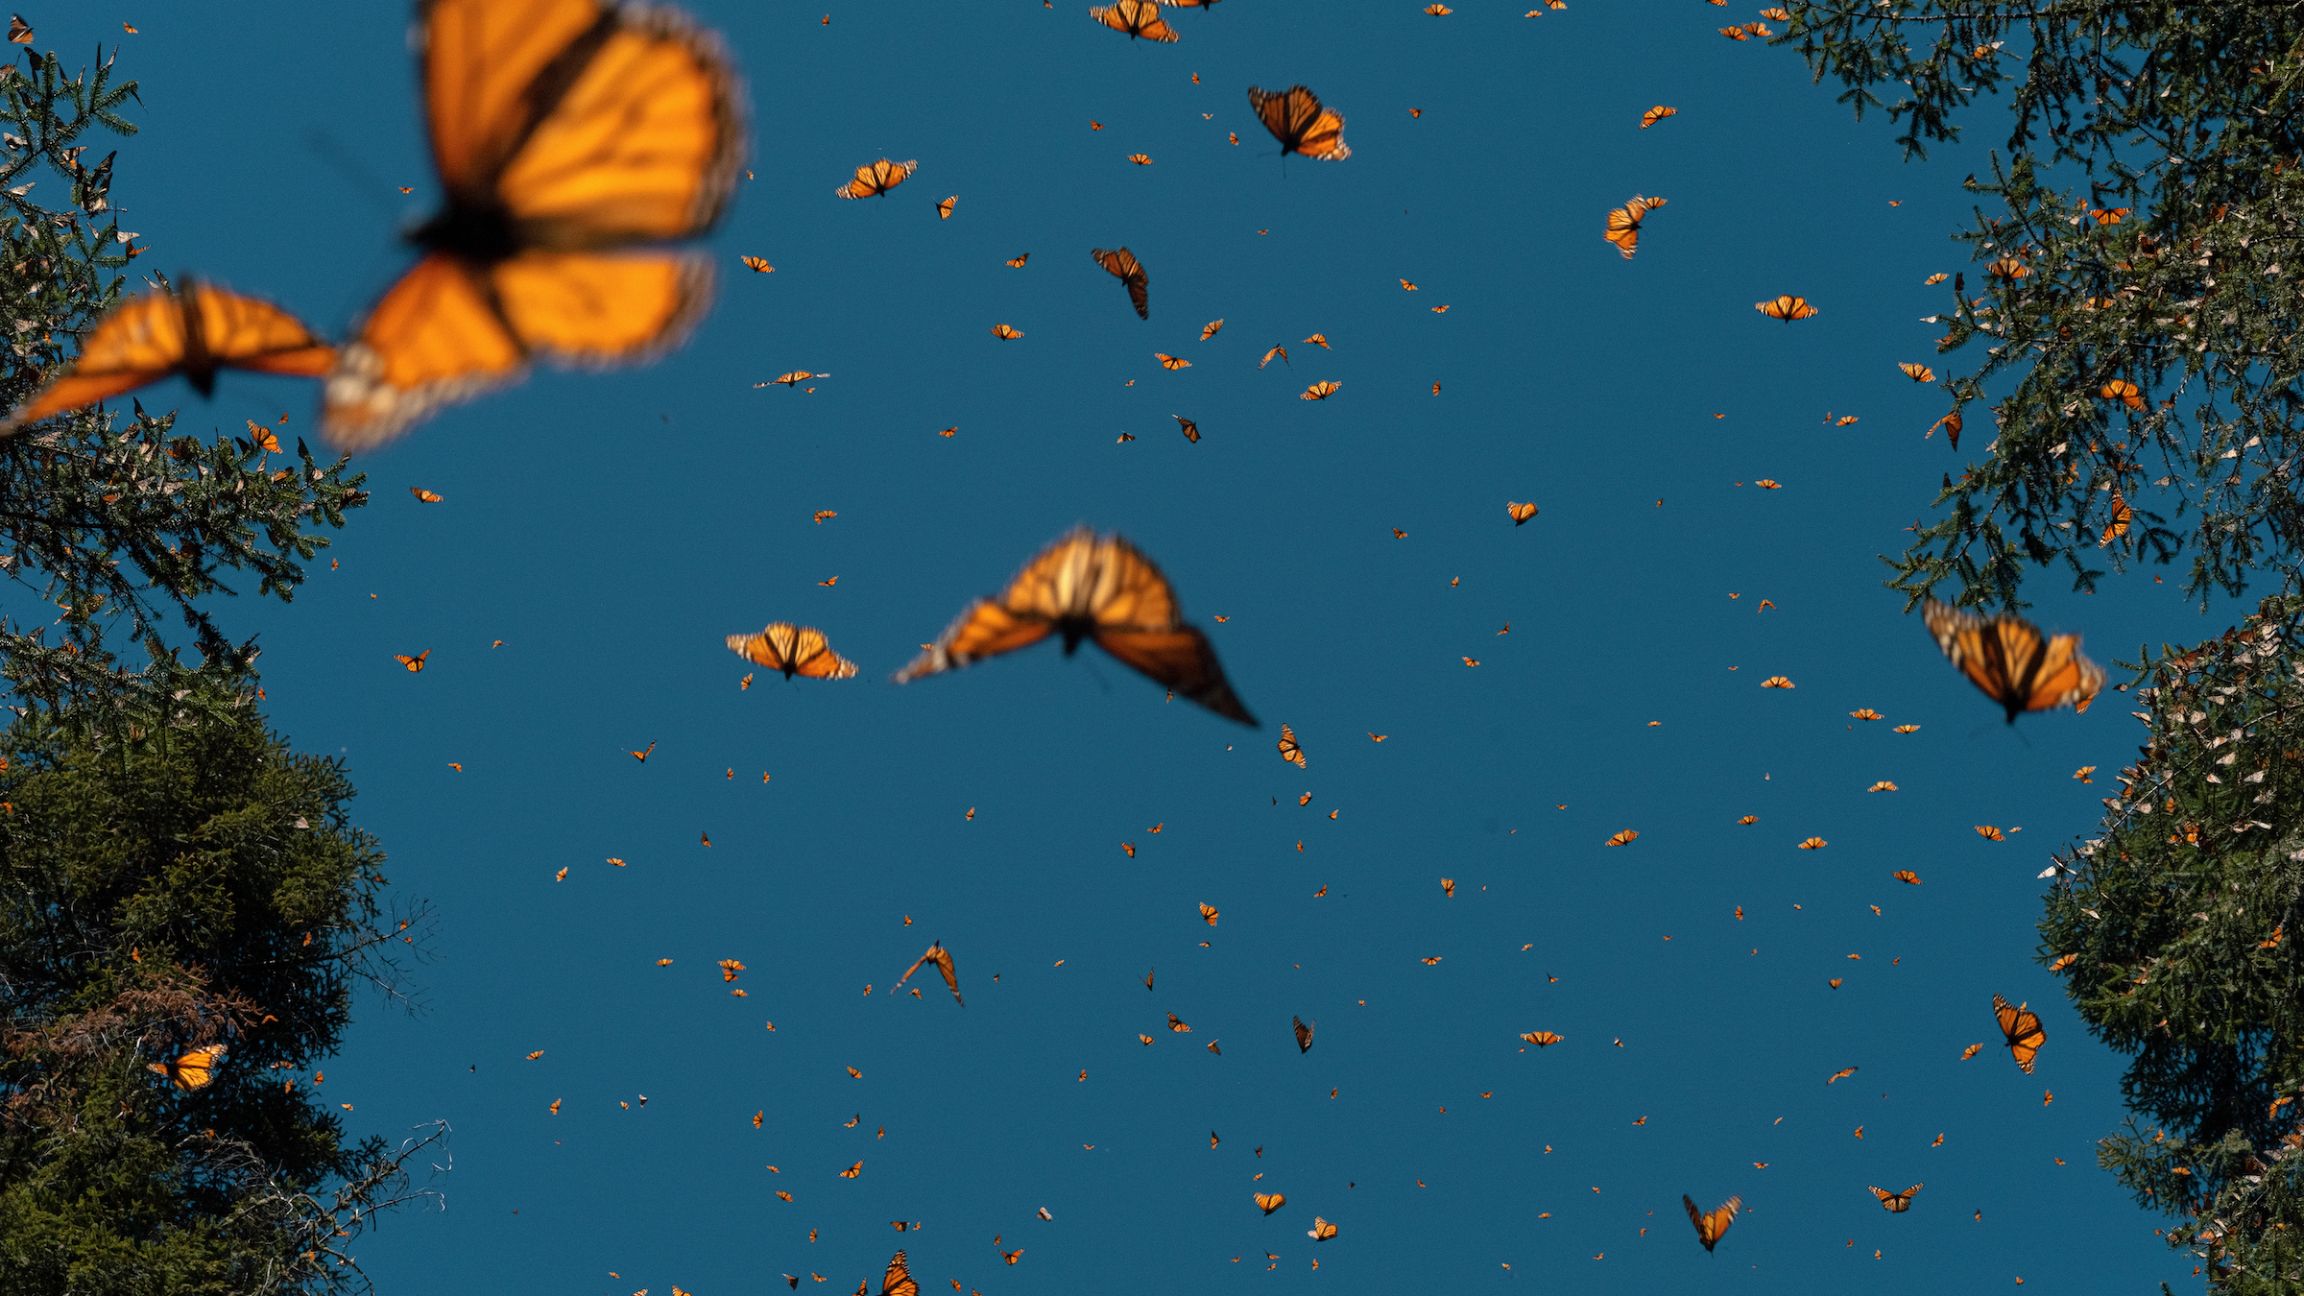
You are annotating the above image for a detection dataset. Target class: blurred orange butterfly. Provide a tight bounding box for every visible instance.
[148,1043,225,1091]
[1756,295,1818,321]
[990,323,1024,340]
[1254,1191,1286,1215]
[1301,380,1340,400]
[1091,247,1150,319]
[1090,0,1179,41]
[395,649,431,672]
[1248,84,1349,160]
[1922,599,2104,722]
[724,622,858,680]
[1640,105,1677,129]
[890,941,962,1005]
[1602,195,1665,259]
[319,0,746,448]
[1870,1183,1922,1213]
[1898,361,1936,382]
[1307,1217,1338,1241]
[1684,1194,1740,1252]
[893,527,1256,725]
[1293,1015,1314,1052]
[1993,993,2045,1073]
[839,158,918,199]
[1278,723,1305,767]
[2,277,333,435]
[878,1250,918,1296]
[1508,501,1537,525]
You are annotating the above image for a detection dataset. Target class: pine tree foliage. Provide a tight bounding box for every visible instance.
[2040,594,2304,1292]
[1787,2,2304,606]
[0,41,365,710]
[0,680,439,1296]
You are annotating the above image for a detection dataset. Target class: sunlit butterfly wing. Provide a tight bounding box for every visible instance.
[879,1250,918,1296]
[1091,246,1150,319]
[321,0,744,448]
[1247,84,1349,160]
[1993,993,2045,1073]
[725,622,859,679]
[1090,0,1179,41]
[4,281,333,434]
[1683,1194,1740,1252]
[1923,599,2104,722]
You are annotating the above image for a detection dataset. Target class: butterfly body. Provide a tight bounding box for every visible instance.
[2,278,334,434]
[1923,599,2103,722]
[321,0,746,448]
[895,527,1255,725]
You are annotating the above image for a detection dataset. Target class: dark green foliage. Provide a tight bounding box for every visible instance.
[2040,594,2304,1291]
[1787,2,2304,606]
[0,41,365,711]
[0,682,436,1296]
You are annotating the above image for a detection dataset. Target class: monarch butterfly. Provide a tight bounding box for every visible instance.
[1278,723,1306,767]
[1975,824,2006,841]
[1293,1015,1314,1053]
[1090,0,1179,42]
[935,194,956,219]
[1301,380,1340,400]
[1870,1183,1923,1212]
[1683,1194,1741,1252]
[395,649,431,672]
[890,941,962,1005]
[1755,294,1818,321]
[1521,1030,1563,1047]
[1898,361,1936,382]
[1893,869,1921,884]
[2,278,335,435]
[2099,377,2145,410]
[2100,493,2133,547]
[1126,152,1153,165]
[1173,414,1200,443]
[1091,247,1151,319]
[739,255,774,273]
[1604,829,1638,847]
[1199,318,1224,341]
[990,323,1024,340]
[410,487,445,502]
[1508,500,1538,525]
[148,1044,226,1091]
[1259,344,1289,368]
[1797,836,1827,850]
[1602,195,1665,259]
[1306,1217,1338,1241]
[318,0,745,448]
[724,623,859,680]
[879,1250,918,1296]
[893,528,1255,725]
[1639,104,1677,129]
[1254,1191,1286,1215]
[1200,901,1220,926]
[1760,675,1794,689]
[1922,599,2105,722]
[1006,252,1030,268]
[838,158,917,199]
[1247,85,1350,160]
[1993,993,2045,1073]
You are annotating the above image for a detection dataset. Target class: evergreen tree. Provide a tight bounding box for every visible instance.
[1790,4,2304,1286]
[1,39,365,711]
[1787,2,2304,605]
[0,678,440,1296]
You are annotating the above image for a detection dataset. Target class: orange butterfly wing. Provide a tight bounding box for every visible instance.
[1090,0,1179,41]
[4,283,333,433]
[1683,1193,1740,1251]
[1248,85,1349,160]
[1993,993,2045,1072]
[322,0,742,448]
[727,623,858,679]
[1091,247,1150,319]
[1924,599,2104,722]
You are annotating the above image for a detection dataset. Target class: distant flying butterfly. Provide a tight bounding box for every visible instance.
[1091,0,1180,41]
[1684,1195,1741,1252]
[395,649,431,673]
[1993,993,2046,1073]
[1301,381,1340,400]
[1870,1184,1923,1213]
[724,622,859,680]
[1602,194,1666,259]
[1173,414,1200,443]
[1248,84,1349,160]
[1508,501,1537,525]
[1756,294,1818,321]
[893,527,1255,724]
[838,158,918,199]
[1640,104,1677,129]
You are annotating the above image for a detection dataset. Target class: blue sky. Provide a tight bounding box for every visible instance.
[25,1,2232,1291]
